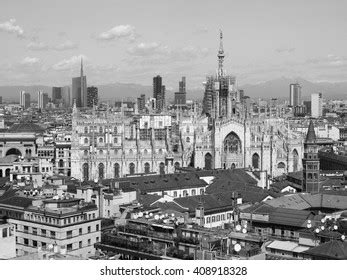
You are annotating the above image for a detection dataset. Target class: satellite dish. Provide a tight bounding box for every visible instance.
[171,213,175,217]
[242,228,247,234]
[165,213,168,217]
[138,212,143,218]
[163,219,168,224]
[154,215,159,220]
[315,228,320,234]
[321,218,325,223]
[333,225,338,230]
[307,223,312,229]
[235,225,242,231]
[234,244,241,252]
[48,244,53,250]
[149,213,153,217]
[320,226,325,231]
[341,235,346,241]
[145,215,149,219]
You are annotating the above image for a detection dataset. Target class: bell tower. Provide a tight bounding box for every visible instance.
[302,120,320,193]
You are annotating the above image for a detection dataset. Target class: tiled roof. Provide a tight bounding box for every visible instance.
[10,122,45,133]
[0,195,34,208]
[304,240,347,259]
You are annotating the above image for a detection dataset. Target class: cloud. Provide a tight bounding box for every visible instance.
[27,41,49,50]
[275,47,296,54]
[53,40,78,50]
[193,26,209,35]
[127,42,167,56]
[97,24,136,41]
[127,42,209,64]
[0,18,24,37]
[306,54,347,68]
[52,54,87,71]
[21,57,40,65]
[27,40,78,51]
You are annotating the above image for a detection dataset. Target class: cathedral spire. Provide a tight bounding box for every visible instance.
[218,29,225,77]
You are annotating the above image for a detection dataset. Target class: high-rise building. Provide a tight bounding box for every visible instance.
[311,93,322,118]
[179,76,186,93]
[304,101,312,115]
[87,86,98,107]
[61,86,71,107]
[137,94,146,113]
[37,91,49,109]
[52,87,62,106]
[153,75,166,113]
[302,120,321,193]
[153,75,162,99]
[175,77,187,107]
[20,91,31,109]
[72,59,87,108]
[289,83,301,107]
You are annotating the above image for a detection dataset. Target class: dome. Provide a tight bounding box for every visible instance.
[10,122,45,133]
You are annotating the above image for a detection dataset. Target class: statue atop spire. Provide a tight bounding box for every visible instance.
[217,29,225,78]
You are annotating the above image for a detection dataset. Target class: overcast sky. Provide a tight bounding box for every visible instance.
[1,0,347,89]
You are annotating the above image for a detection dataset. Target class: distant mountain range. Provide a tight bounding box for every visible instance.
[1,77,346,103]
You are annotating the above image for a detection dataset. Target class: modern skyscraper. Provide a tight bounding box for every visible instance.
[72,59,87,108]
[137,94,146,113]
[302,120,320,193]
[20,91,31,109]
[87,86,98,107]
[61,86,71,107]
[52,87,62,105]
[175,77,187,107]
[311,93,322,118]
[153,76,165,113]
[37,91,49,109]
[289,83,301,107]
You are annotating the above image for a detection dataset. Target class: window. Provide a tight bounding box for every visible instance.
[79,241,82,248]
[88,226,91,233]
[114,126,118,134]
[96,224,99,231]
[96,237,99,242]
[24,226,29,233]
[114,137,118,144]
[173,191,177,197]
[84,127,88,133]
[41,242,46,249]
[186,137,190,143]
[212,216,216,223]
[88,239,91,246]
[192,190,196,196]
[32,228,37,235]
[67,230,72,239]
[79,228,82,235]
[24,238,29,245]
[207,217,211,223]
[2,228,7,238]
[67,244,73,251]
[50,231,56,238]
[84,137,88,144]
[33,240,37,247]
[99,127,103,134]
[41,229,46,237]
[99,137,103,143]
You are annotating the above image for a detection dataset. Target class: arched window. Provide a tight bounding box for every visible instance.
[82,163,89,181]
[186,126,190,133]
[98,163,104,180]
[186,137,190,143]
[174,162,180,170]
[84,127,88,134]
[293,149,299,172]
[144,162,150,174]
[99,127,103,134]
[129,149,133,155]
[99,150,103,155]
[114,126,118,134]
[129,163,135,175]
[158,149,163,155]
[183,190,188,196]
[252,153,260,169]
[114,163,120,178]
[84,138,88,144]
[159,162,165,175]
[277,162,285,169]
[83,150,88,156]
[114,137,118,144]
[0,169,2,177]
[59,159,64,168]
[204,153,212,170]
[99,137,103,143]
[173,191,177,197]
[223,132,242,153]
[5,169,10,177]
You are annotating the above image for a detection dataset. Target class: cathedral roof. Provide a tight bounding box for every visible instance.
[305,120,316,143]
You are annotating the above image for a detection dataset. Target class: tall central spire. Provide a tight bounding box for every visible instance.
[218,29,225,77]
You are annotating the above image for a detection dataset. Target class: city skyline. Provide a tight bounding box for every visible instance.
[1,0,347,89]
